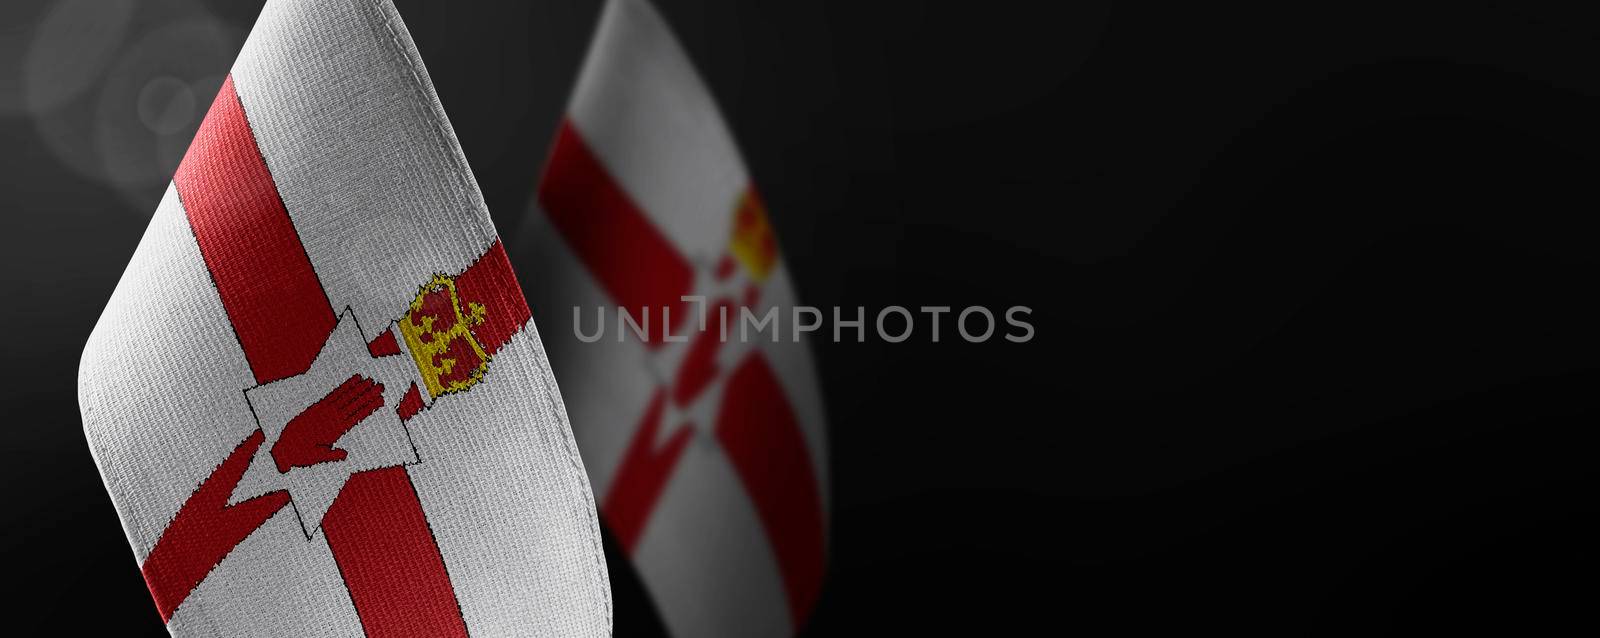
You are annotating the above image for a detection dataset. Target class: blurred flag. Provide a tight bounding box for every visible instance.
[77,1,611,635]
[517,0,830,635]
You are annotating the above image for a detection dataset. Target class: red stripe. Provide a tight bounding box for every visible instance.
[396,383,425,422]
[367,328,402,357]
[454,240,531,355]
[715,353,828,625]
[538,120,693,344]
[157,74,467,633]
[323,467,470,638]
[602,389,693,551]
[671,300,733,408]
[174,76,334,385]
[541,117,827,622]
[141,430,289,621]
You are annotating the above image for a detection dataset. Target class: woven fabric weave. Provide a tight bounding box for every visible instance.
[78,1,612,635]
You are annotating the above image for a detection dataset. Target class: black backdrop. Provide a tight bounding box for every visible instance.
[3,0,1599,634]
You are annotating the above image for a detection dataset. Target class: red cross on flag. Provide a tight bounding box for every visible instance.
[77,1,612,635]
[514,0,830,635]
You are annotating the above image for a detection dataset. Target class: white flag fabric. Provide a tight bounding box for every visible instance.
[515,0,830,636]
[77,1,612,635]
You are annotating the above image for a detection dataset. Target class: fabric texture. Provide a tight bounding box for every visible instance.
[514,1,830,636]
[77,1,612,635]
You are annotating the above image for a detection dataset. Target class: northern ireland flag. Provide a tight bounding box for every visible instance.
[77,1,611,635]
[513,0,829,635]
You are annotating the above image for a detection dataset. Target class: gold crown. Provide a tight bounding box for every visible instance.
[398,274,490,399]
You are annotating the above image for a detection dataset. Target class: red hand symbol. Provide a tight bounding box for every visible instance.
[271,374,385,473]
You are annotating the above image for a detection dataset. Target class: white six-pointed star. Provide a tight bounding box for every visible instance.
[229,310,427,538]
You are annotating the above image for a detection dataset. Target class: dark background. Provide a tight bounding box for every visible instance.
[4,0,1599,634]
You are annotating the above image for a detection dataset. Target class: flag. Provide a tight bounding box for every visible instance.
[77,1,611,635]
[514,0,830,635]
